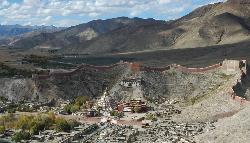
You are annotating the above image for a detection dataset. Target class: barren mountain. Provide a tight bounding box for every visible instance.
[12,17,165,50]
[10,0,250,54]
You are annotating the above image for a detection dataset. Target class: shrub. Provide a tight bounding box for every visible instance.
[0,126,5,134]
[110,110,123,117]
[0,96,7,102]
[146,113,157,121]
[68,119,80,130]
[30,121,44,135]
[30,115,54,135]
[75,96,89,106]
[70,104,80,113]
[64,104,73,114]
[133,107,141,113]
[12,131,31,142]
[16,115,33,130]
[55,118,71,132]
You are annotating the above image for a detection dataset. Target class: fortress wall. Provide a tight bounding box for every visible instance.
[34,62,130,79]
[234,95,250,104]
[174,63,222,73]
[221,60,240,75]
[228,60,249,104]
[221,60,247,75]
[34,60,245,80]
[34,61,223,80]
[229,86,250,104]
[140,62,222,73]
[140,65,171,72]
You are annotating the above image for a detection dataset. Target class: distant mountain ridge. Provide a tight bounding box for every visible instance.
[0,24,64,39]
[12,17,166,50]
[9,0,250,54]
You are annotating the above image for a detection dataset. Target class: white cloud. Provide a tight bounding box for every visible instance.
[0,0,225,26]
[89,12,100,17]
[44,16,52,22]
[158,0,172,4]
[209,0,226,4]
[55,19,83,27]
[0,0,9,7]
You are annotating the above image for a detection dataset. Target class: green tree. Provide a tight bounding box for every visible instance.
[75,96,89,107]
[30,121,44,135]
[146,113,157,121]
[70,104,80,113]
[16,115,33,130]
[0,126,5,134]
[55,118,71,132]
[133,107,141,113]
[48,111,56,123]
[0,96,7,102]
[29,114,54,135]
[64,104,73,114]
[110,110,119,116]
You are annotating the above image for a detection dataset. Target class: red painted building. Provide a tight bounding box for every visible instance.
[117,100,147,113]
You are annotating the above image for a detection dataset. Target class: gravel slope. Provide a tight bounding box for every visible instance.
[195,104,250,143]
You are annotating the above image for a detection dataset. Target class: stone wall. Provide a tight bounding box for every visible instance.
[174,63,222,73]
[34,62,130,80]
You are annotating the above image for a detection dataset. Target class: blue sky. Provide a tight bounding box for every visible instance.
[0,0,225,27]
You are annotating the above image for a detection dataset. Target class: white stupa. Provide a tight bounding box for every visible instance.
[97,88,116,113]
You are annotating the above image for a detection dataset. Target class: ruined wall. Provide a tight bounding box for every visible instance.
[222,60,240,75]
[228,60,250,103]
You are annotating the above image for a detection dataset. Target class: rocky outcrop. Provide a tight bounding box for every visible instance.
[34,62,129,101]
[0,78,37,101]
[141,68,227,103]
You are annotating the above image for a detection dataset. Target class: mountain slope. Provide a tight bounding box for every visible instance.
[11,0,250,54]
[172,0,250,49]
[13,17,166,50]
[0,25,64,46]
[0,25,63,39]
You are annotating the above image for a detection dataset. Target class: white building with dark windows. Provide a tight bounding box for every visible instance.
[120,78,141,88]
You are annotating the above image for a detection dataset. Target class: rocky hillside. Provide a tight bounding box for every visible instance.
[33,63,129,102]
[195,104,250,143]
[12,17,166,50]
[10,0,250,54]
[1,60,247,105]
[0,78,38,101]
[172,0,250,49]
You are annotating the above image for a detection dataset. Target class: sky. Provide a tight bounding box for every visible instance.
[0,0,225,27]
